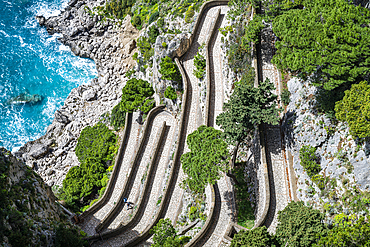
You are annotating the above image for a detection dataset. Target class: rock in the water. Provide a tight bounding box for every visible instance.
[7,91,42,105]
[35,16,46,26]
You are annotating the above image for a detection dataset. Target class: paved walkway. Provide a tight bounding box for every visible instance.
[81,112,142,236]
[91,111,177,246]
[260,29,292,233]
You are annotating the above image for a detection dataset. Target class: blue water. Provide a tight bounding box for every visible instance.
[0,0,97,152]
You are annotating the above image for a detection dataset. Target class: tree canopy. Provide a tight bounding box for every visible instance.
[216,74,281,145]
[275,201,327,247]
[150,218,191,247]
[75,123,117,164]
[272,0,370,90]
[181,125,229,193]
[314,216,370,247]
[335,81,370,139]
[120,78,155,113]
[231,226,277,247]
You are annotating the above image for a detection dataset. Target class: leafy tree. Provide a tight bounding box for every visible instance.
[216,74,281,145]
[75,123,117,164]
[120,78,155,113]
[272,0,370,90]
[181,125,229,193]
[150,218,191,247]
[314,216,370,247]
[299,145,321,177]
[335,81,370,139]
[231,226,277,247]
[164,86,177,100]
[275,201,327,247]
[159,56,182,84]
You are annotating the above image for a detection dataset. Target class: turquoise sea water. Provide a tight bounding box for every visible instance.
[0,0,97,152]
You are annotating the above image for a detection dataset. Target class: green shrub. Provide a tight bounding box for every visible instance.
[75,123,117,164]
[148,25,160,44]
[280,88,290,106]
[110,103,126,130]
[157,17,165,28]
[335,81,370,139]
[185,5,195,23]
[276,201,327,247]
[231,226,277,247]
[132,15,141,28]
[193,51,206,79]
[149,11,159,24]
[164,86,177,100]
[120,78,155,113]
[150,218,191,247]
[162,41,167,48]
[159,56,182,84]
[299,145,321,177]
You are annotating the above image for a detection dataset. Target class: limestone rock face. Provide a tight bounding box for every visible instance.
[0,147,64,246]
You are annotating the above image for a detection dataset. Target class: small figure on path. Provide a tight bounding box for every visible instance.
[123,197,128,203]
[127,202,133,210]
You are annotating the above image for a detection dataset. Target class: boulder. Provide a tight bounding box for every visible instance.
[29,144,48,158]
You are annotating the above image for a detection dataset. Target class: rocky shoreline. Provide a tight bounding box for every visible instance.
[15,0,140,187]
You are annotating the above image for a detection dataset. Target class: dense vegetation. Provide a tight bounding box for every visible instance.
[231,226,277,247]
[159,56,182,85]
[61,123,117,210]
[181,125,229,194]
[232,200,370,246]
[55,224,88,247]
[150,218,191,246]
[120,78,155,113]
[275,201,327,247]
[272,0,370,90]
[335,81,370,139]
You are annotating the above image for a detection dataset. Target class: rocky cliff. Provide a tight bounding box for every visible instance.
[0,147,65,246]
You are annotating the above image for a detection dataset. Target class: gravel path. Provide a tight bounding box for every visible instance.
[81,112,142,236]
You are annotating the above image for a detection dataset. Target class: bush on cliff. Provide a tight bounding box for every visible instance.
[164,86,177,100]
[193,51,206,79]
[335,81,370,139]
[299,145,321,177]
[75,123,117,164]
[159,56,182,85]
[120,78,155,113]
[62,123,117,210]
[231,226,277,247]
[150,218,191,247]
[110,103,126,130]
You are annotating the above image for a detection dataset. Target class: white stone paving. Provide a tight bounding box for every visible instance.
[92,111,177,246]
